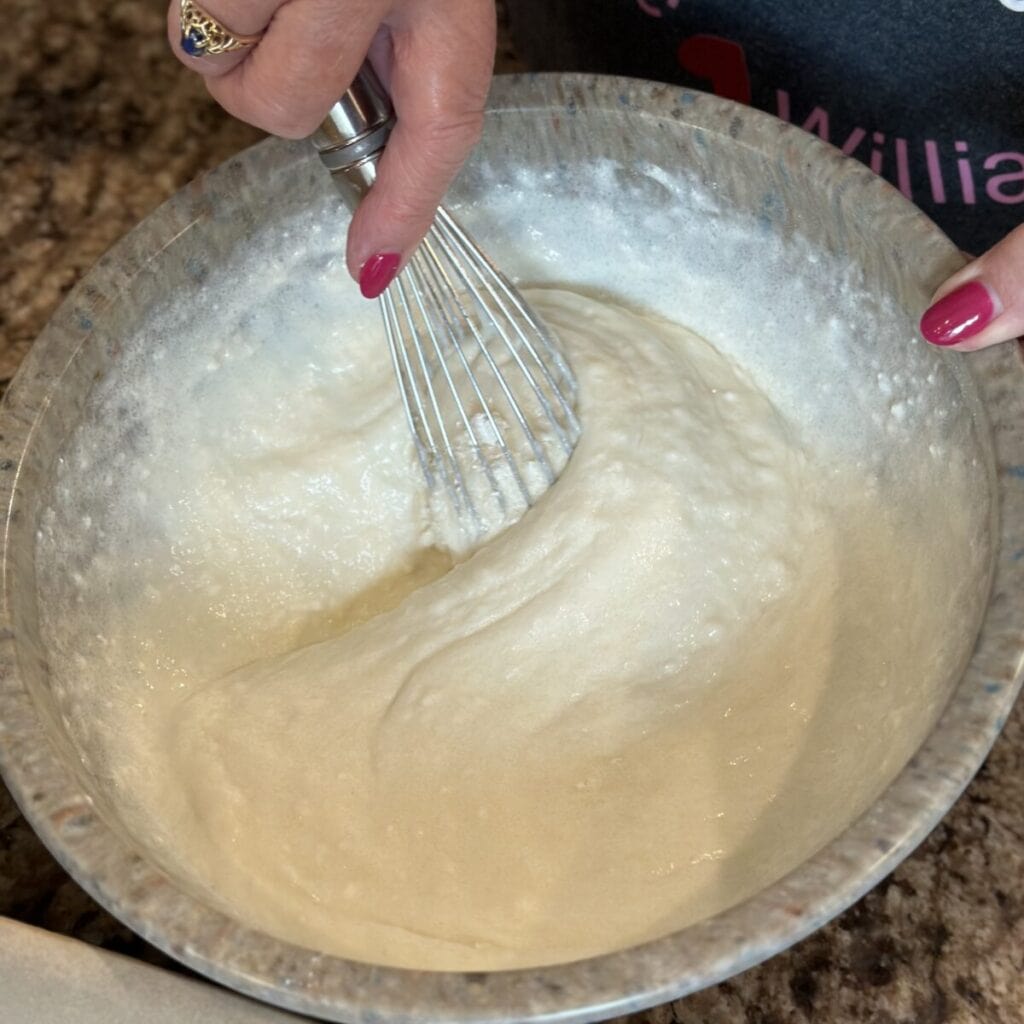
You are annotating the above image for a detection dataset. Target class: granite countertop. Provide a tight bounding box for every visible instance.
[1,2,1023,1022]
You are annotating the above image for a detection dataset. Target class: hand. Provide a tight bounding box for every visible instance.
[920,222,1024,351]
[168,0,496,296]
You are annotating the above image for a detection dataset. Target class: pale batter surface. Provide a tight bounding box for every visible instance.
[36,283,981,971]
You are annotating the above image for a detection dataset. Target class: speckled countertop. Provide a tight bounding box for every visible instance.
[1,2,1023,1022]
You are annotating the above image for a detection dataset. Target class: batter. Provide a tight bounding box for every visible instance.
[36,273,982,970]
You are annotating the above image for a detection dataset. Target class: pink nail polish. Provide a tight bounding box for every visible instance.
[359,252,400,299]
[919,280,996,346]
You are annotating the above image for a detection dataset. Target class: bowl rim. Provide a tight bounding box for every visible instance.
[2,72,1023,1024]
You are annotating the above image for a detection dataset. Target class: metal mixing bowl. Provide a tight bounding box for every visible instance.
[2,74,1024,1023]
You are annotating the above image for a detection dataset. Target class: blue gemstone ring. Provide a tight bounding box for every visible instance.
[179,0,264,58]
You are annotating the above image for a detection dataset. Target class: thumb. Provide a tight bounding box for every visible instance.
[920,222,1024,351]
[345,2,495,296]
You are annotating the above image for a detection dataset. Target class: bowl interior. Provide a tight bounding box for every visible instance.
[1,75,1022,1023]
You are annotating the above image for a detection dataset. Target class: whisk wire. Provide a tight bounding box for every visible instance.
[424,228,559,499]
[433,211,580,460]
[428,232,556,488]
[377,206,581,534]
[415,239,531,511]
[405,251,508,524]
[380,288,435,487]
[435,209,580,430]
[390,276,475,521]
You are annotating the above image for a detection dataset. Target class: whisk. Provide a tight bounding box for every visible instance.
[311,66,580,538]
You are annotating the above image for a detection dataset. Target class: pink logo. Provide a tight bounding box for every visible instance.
[677,35,751,104]
[776,89,1024,206]
[636,0,680,17]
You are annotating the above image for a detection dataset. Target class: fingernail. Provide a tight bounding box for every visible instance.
[358,252,400,299]
[920,280,997,346]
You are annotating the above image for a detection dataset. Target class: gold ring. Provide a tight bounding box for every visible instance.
[179,0,264,57]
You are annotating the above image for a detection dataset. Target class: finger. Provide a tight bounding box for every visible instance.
[366,24,394,90]
[204,0,388,139]
[346,0,496,291]
[166,0,279,78]
[920,222,1024,351]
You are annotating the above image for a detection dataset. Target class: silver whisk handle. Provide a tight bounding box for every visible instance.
[310,64,395,211]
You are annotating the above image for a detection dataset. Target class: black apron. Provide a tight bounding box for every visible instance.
[508,0,1024,254]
